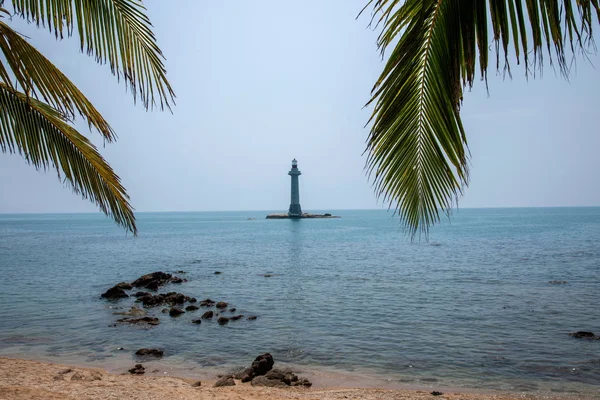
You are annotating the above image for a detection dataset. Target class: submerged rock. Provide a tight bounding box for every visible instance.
[216,301,228,309]
[131,271,172,288]
[116,317,160,326]
[169,307,185,317]
[230,315,244,321]
[186,305,199,311]
[201,311,214,319]
[200,299,215,307]
[135,348,164,357]
[569,331,599,339]
[214,375,235,387]
[549,280,568,284]
[101,286,129,299]
[192,319,202,324]
[133,291,151,298]
[247,316,257,321]
[217,317,229,325]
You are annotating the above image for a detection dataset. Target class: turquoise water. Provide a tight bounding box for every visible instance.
[0,208,599,395]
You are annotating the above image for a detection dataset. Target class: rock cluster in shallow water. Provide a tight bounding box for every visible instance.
[218,353,311,388]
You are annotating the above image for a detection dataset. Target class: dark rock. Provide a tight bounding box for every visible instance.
[177,270,186,274]
[134,291,151,298]
[214,271,222,275]
[200,299,215,307]
[201,311,214,319]
[115,282,133,290]
[192,381,201,387]
[170,277,184,284]
[186,305,199,311]
[569,331,599,339]
[139,292,187,308]
[251,375,288,388]
[161,308,169,313]
[247,316,257,321]
[216,301,228,309]
[192,319,202,324]
[549,280,568,284]
[132,272,172,288]
[241,374,253,383]
[135,348,164,357]
[233,367,254,380]
[431,391,443,396]
[129,364,145,375]
[263,274,273,278]
[214,375,235,387]
[230,315,244,321]
[218,317,229,325]
[101,286,129,299]
[117,317,160,326]
[145,280,161,291]
[229,308,236,312]
[324,213,332,217]
[169,307,185,317]
[189,297,197,303]
[251,353,274,376]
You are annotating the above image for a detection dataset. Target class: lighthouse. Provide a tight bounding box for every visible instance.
[288,158,303,216]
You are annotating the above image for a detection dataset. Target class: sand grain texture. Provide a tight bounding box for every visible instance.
[0,358,589,400]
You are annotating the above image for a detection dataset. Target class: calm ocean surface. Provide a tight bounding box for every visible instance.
[0,208,599,395]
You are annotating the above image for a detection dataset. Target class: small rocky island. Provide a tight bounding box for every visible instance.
[266,213,339,219]
[267,159,340,220]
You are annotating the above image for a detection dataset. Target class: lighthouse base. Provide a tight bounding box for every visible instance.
[266,213,340,219]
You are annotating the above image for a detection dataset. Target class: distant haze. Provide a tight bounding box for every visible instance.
[1,1,599,214]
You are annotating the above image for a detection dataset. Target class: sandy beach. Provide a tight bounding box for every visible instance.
[0,357,594,400]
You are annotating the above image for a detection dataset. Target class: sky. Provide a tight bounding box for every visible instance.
[1,1,599,214]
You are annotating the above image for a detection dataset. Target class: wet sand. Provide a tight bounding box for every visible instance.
[0,357,592,400]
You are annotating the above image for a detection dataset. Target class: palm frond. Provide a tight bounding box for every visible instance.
[9,0,175,110]
[0,21,115,141]
[364,0,600,238]
[0,82,136,234]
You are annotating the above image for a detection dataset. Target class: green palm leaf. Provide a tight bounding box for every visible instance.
[364,0,600,238]
[8,0,175,110]
[0,21,115,141]
[0,82,136,234]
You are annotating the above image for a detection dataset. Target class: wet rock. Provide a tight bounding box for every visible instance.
[214,375,235,387]
[132,272,172,288]
[218,317,229,325]
[70,372,85,381]
[145,280,161,291]
[161,308,169,314]
[201,311,214,319]
[216,301,228,309]
[569,331,599,339]
[229,308,236,312]
[247,316,257,321]
[251,375,288,388]
[134,291,151,298]
[230,315,244,321]
[135,348,164,357]
[192,381,202,387]
[264,274,273,278]
[186,305,199,311]
[177,270,186,274]
[431,391,443,396]
[251,353,274,376]
[214,271,222,275]
[116,282,133,290]
[170,277,184,284]
[192,319,202,324]
[549,280,568,284]
[117,317,160,326]
[169,307,185,317]
[129,364,145,375]
[101,286,129,299]
[139,292,187,307]
[189,297,197,303]
[200,299,215,307]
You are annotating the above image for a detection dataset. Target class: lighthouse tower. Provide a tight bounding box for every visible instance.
[288,159,303,216]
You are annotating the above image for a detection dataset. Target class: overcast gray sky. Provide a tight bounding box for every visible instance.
[1,1,599,214]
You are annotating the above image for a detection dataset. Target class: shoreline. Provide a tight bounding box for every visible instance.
[0,357,595,400]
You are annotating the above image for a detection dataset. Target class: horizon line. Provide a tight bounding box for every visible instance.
[1,205,600,215]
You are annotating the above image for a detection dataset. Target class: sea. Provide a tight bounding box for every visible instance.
[0,208,599,397]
